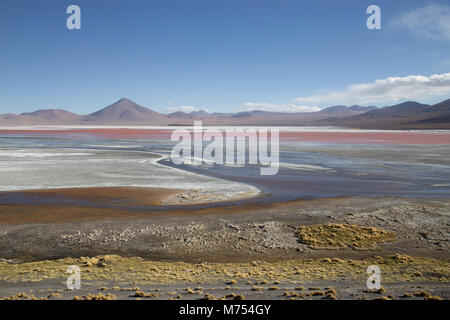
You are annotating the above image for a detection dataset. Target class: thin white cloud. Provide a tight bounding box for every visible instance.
[294,72,450,106]
[242,102,320,113]
[165,105,209,113]
[394,4,450,41]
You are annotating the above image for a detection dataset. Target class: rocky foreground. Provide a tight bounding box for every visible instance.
[0,196,448,300]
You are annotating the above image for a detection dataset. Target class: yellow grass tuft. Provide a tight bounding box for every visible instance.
[412,291,432,298]
[295,224,397,249]
[223,293,245,300]
[133,291,159,298]
[73,293,116,300]
[268,286,280,291]
[0,253,448,287]
[251,286,264,291]
[374,296,391,300]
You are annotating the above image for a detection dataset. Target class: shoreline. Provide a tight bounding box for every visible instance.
[0,147,264,206]
[0,184,266,219]
[0,186,334,225]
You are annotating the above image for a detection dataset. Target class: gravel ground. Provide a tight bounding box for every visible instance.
[0,196,448,263]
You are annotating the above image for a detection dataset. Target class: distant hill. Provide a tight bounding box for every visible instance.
[190,110,209,117]
[20,109,79,120]
[167,111,193,119]
[353,101,429,118]
[319,105,377,115]
[321,99,450,129]
[0,109,80,125]
[0,97,449,129]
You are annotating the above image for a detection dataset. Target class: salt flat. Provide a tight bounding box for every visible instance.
[0,147,260,204]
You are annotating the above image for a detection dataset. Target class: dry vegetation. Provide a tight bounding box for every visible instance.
[73,293,116,300]
[295,223,397,249]
[0,253,448,286]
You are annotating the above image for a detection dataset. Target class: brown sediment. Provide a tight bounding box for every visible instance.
[0,187,344,225]
[0,187,183,225]
[0,204,143,225]
[16,187,185,206]
[0,200,304,225]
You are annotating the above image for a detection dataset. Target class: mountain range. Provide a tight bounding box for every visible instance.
[1,97,449,129]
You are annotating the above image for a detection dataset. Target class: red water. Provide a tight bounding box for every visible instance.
[0,128,449,144]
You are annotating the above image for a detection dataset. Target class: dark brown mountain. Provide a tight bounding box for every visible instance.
[81,98,165,124]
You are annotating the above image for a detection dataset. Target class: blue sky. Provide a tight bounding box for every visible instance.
[1,0,450,114]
